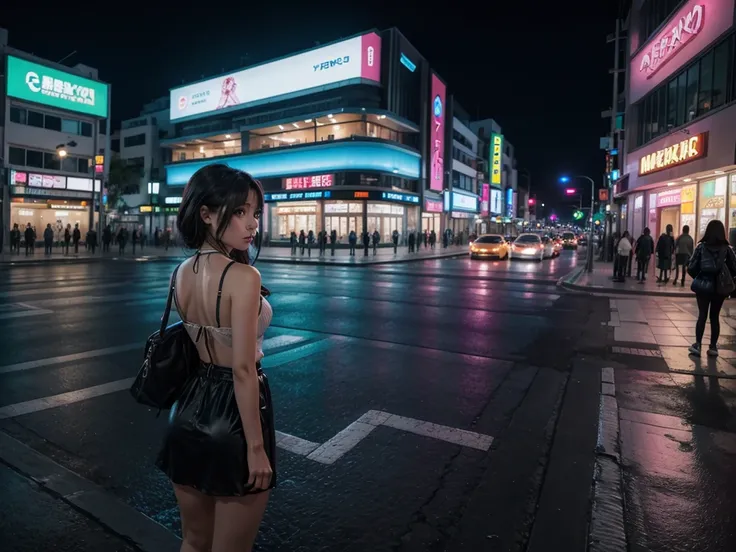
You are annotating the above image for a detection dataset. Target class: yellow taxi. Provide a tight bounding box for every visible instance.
[469,234,509,260]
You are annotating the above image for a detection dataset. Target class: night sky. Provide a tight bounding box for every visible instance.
[2,0,621,217]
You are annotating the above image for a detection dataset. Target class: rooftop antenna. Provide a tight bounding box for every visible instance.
[57,50,77,65]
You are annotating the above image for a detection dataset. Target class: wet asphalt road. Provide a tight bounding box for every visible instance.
[0,251,655,551]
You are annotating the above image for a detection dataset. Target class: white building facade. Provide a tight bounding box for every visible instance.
[0,28,110,247]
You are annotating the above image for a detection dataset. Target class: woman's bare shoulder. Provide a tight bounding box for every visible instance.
[229,262,261,285]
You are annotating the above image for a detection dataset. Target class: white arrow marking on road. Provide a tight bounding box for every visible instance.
[277,410,494,465]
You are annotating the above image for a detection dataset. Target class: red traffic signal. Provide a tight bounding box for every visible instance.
[528,198,536,205]
[565,188,577,195]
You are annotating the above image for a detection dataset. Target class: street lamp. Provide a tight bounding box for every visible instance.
[55,140,77,158]
[560,175,596,272]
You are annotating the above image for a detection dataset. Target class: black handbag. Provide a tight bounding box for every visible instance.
[130,264,199,409]
[716,250,736,296]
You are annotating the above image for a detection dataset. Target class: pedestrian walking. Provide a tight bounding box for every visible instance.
[43,224,54,255]
[64,224,72,255]
[24,223,35,256]
[330,229,337,256]
[155,164,275,551]
[614,231,632,282]
[655,224,675,282]
[10,224,21,254]
[363,231,370,256]
[687,219,736,357]
[102,225,112,252]
[348,230,357,256]
[392,229,399,253]
[673,225,694,287]
[634,227,654,283]
[307,230,314,257]
[290,231,297,255]
[372,229,380,255]
[72,224,81,253]
[298,230,306,255]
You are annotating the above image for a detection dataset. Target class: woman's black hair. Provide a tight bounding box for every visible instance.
[699,219,729,246]
[177,164,264,262]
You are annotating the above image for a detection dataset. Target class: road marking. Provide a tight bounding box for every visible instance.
[0,378,135,419]
[260,337,339,369]
[298,409,493,465]
[306,420,378,464]
[0,308,53,320]
[275,430,320,456]
[0,343,141,374]
[0,335,309,376]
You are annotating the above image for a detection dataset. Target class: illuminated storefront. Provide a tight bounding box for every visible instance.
[263,189,419,243]
[7,170,100,237]
[444,189,479,235]
[422,198,443,233]
[622,0,736,241]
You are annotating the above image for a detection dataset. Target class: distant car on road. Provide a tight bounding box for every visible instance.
[510,233,545,261]
[470,234,509,260]
[561,231,577,250]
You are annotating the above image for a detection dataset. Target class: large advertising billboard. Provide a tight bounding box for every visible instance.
[6,56,109,118]
[170,32,382,122]
[490,189,503,214]
[480,183,490,216]
[491,133,503,185]
[429,72,446,192]
[630,0,735,104]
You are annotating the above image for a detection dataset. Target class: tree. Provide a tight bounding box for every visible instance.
[106,157,141,212]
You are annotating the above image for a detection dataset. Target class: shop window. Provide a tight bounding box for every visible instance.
[666,80,677,131]
[9,146,25,165]
[62,119,80,134]
[316,120,364,143]
[43,152,61,171]
[80,122,93,137]
[712,39,731,109]
[9,107,26,124]
[26,149,43,168]
[27,110,44,128]
[44,115,62,132]
[675,72,687,127]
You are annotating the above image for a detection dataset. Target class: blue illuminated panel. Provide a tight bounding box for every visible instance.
[166,141,421,185]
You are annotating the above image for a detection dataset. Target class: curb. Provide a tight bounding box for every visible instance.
[0,251,468,268]
[587,367,628,552]
[558,269,693,297]
[0,431,180,552]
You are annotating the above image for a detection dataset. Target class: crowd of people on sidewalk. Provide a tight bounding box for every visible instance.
[612,224,695,286]
[612,219,736,357]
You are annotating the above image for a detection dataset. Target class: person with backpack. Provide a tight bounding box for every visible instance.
[686,219,736,357]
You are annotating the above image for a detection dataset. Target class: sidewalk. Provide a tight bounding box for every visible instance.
[589,297,736,552]
[0,244,468,267]
[559,261,693,296]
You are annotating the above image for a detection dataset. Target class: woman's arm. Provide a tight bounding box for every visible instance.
[230,265,272,489]
[687,244,702,278]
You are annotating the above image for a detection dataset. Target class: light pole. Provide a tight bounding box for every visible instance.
[561,175,596,272]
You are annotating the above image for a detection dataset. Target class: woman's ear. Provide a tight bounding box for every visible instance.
[200,205,212,226]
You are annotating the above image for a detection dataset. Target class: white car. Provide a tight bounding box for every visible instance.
[510,233,545,261]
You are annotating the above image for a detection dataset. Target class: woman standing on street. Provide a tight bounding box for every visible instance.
[156,164,275,552]
[687,219,736,357]
[655,224,675,282]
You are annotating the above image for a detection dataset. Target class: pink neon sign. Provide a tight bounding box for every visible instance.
[361,33,381,83]
[424,199,443,213]
[630,0,734,104]
[480,184,490,216]
[429,73,446,192]
[284,174,333,190]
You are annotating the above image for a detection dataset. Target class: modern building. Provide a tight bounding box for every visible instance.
[447,102,480,236]
[618,0,736,242]
[158,28,452,245]
[0,28,110,246]
[470,118,519,234]
[113,97,175,235]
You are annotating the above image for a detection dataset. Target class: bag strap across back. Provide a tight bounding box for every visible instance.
[160,264,181,335]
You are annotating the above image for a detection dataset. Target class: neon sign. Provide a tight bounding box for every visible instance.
[638,132,708,176]
[639,4,704,78]
[491,133,503,185]
[284,174,333,189]
[429,73,446,191]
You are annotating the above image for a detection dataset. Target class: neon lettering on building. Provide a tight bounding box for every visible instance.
[639,4,704,78]
[638,132,708,176]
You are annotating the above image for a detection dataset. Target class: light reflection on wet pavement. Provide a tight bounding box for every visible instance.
[612,296,736,551]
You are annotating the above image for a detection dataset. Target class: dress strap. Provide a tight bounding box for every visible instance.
[216,261,236,327]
